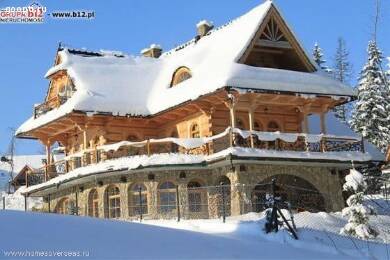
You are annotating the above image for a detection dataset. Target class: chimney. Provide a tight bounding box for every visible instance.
[141,44,162,58]
[196,20,214,38]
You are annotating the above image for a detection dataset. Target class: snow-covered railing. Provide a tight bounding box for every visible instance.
[67,127,363,158]
[34,95,68,119]
[37,128,364,182]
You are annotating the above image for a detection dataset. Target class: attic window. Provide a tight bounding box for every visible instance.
[170,67,192,87]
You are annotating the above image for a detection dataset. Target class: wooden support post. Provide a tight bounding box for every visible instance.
[48,194,51,213]
[24,194,27,212]
[45,142,52,181]
[320,112,327,134]
[75,188,79,216]
[248,108,255,148]
[25,170,29,188]
[176,185,180,222]
[303,113,309,134]
[147,140,151,157]
[229,105,236,147]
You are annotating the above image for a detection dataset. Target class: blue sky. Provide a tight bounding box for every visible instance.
[0,0,389,155]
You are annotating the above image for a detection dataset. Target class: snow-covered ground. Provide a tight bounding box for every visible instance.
[1,190,43,211]
[0,209,388,259]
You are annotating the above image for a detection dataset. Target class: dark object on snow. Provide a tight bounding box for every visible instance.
[264,179,298,240]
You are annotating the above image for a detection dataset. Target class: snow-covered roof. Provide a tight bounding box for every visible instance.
[17,1,354,135]
[22,146,372,195]
[308,113,384,162]
[0,155,45,174]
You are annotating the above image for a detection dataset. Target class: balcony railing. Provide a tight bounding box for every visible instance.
[34,128,364,184]
[34,95,68,118]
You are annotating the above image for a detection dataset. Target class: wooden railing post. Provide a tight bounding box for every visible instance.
[248,108,255,148]
[147,140,151,157]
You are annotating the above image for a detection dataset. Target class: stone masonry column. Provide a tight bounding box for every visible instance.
[226,169,241,216]
[146,180,158,218]
[119,182,129,219]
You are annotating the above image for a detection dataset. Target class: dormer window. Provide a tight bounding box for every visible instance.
[170,67,192,87]
[190,123,200,138]
[58,82,75,99]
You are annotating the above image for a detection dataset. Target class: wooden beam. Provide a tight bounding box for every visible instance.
[255,39,292,49]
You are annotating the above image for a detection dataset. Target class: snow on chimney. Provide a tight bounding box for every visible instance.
[196,20,214,38]
[141,44,162,58]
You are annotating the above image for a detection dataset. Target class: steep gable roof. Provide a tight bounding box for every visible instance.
[17,1,355,135]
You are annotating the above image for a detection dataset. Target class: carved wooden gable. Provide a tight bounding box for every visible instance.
[239,6,316,72]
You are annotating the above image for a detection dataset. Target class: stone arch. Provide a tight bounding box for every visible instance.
[55,197,69,214]
[104,185,121,219]
[213,175,231,217]
[128,183,148,217]
[250,174,326,212]
[158,181,177,215]
[187,179,208,216]
[87,189,99,217]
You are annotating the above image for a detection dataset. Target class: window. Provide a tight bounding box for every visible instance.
[190,123,200,138]
[127,135,139,156]
[236,118,245,129]
[170,129,179,153]
[130,183,148,216]
[267,121,280,149]
[254,121,263,131]
[56,198,70,214]
[187,181,203,213]
[158,181,176,213]
[88,189,99,217]
[105,186,121,219]
[58,82,75,100]
[170,67,192,87]
[74,157,81,169]
[216,176,231,217]
[267,121,280,132]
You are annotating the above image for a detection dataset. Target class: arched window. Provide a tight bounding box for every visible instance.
[187,181,204,213]
[88,189,99,217]
[254,121,263,131]
[105,185,121,219]
[267,121,280,132]
[216,176,231,217]
[190,123,200,138]
[170,129,179,153]
[170,67,192,87]
[158,181,176,213]
[129,183,148,216]
[236,118,245,129]
[56,197,70,214]
[127,135,139,156]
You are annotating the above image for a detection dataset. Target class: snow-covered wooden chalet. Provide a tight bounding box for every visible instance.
[16,1,384,218]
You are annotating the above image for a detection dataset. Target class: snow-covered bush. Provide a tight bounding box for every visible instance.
[340,169,378,239]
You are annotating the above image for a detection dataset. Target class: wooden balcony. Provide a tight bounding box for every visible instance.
[34,95,68,118]
[31,128,364,186]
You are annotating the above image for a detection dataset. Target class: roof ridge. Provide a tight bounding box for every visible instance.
[161,6,251,58]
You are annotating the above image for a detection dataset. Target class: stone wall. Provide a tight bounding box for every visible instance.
[43,162,345,219]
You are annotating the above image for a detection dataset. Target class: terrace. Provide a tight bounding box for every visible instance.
[26,127,366,188]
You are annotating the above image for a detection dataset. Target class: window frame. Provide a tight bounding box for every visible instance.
[170,67,192,87]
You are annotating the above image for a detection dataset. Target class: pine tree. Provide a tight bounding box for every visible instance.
[312,42,332,73]
[350,41,390,152]
[340,169,378,239]
[332,38,352,123]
